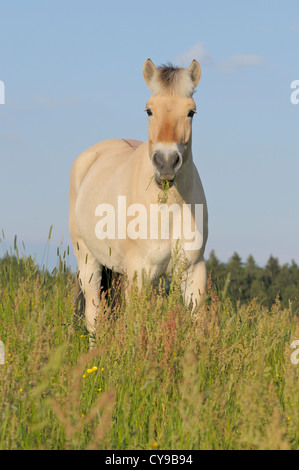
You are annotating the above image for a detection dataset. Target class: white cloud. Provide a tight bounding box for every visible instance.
[175,44,264,74]
[175,42,213,67]
[217,54,264,72]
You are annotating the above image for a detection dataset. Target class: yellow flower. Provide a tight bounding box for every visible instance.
[82,374,86,379]
[101,367,105,372]
[149,440,159,449]
[19,388,23,393]
[287,417,291,421]
[291,403,294,407]
[85,366,98,375]
[97,388,102,392]
[81,414,85,418]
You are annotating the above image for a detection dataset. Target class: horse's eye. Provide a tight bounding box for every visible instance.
[146,108,153,117]
[187,110,196,118]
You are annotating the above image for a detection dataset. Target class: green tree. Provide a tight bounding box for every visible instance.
[206,250,226,291]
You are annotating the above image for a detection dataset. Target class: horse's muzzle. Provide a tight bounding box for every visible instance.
[152,149,182,187]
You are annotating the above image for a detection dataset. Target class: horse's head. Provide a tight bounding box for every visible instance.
[143,59,201,187]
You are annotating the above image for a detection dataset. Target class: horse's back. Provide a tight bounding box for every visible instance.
[70,139,143,197]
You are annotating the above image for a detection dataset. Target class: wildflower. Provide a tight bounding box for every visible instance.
[287,417,291,421]
[19,388,23,393]
[97,388,102,392]
[82,374,86,379]
[291,403,294,407]
[81,414,85,418]
[101,367,104,372]
[149,440,159,449]
[86,366,98,374]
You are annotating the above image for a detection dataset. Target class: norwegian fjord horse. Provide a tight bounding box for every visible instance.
[69,59,208,337]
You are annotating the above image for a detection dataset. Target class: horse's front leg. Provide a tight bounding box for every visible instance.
[125,258,144,295]
[75,241,102,344]
[182,258,207,310]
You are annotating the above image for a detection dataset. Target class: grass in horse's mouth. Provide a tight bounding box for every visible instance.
[157,179,173,204]
[155,176,176,188]
[146,174,175,203]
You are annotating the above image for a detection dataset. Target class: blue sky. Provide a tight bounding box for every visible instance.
[0,0,298,270]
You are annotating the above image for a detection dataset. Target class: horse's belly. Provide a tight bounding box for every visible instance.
[93,239,173,277]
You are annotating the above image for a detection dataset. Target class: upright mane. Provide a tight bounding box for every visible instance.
[147,62,196,97]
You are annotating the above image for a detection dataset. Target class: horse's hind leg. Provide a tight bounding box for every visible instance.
[74,239,102,342]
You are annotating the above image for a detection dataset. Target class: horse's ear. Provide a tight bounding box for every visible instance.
[143,59,157,87]
[188,60,201,88]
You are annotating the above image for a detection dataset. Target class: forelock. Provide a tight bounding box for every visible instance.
[149,63,195,97]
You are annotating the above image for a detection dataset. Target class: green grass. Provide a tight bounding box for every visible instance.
[0,248,298,450]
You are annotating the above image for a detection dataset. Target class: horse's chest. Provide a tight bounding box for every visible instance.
[147,242,172,265]
[145,239,180,277]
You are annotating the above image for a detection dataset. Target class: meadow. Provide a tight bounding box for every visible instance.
[0,240,298,450]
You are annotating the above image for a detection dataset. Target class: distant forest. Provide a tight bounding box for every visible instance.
[206,250,299,312]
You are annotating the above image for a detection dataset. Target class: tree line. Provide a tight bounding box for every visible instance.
[206,250,299,312]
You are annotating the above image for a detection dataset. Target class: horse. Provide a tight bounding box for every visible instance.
[69,58,208,338]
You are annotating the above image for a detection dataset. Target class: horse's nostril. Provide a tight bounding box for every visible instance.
[171,152,182,170]
[152,152,164,171]
[173,155,180,169]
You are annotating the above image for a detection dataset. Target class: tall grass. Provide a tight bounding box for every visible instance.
[0,243,298,450]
